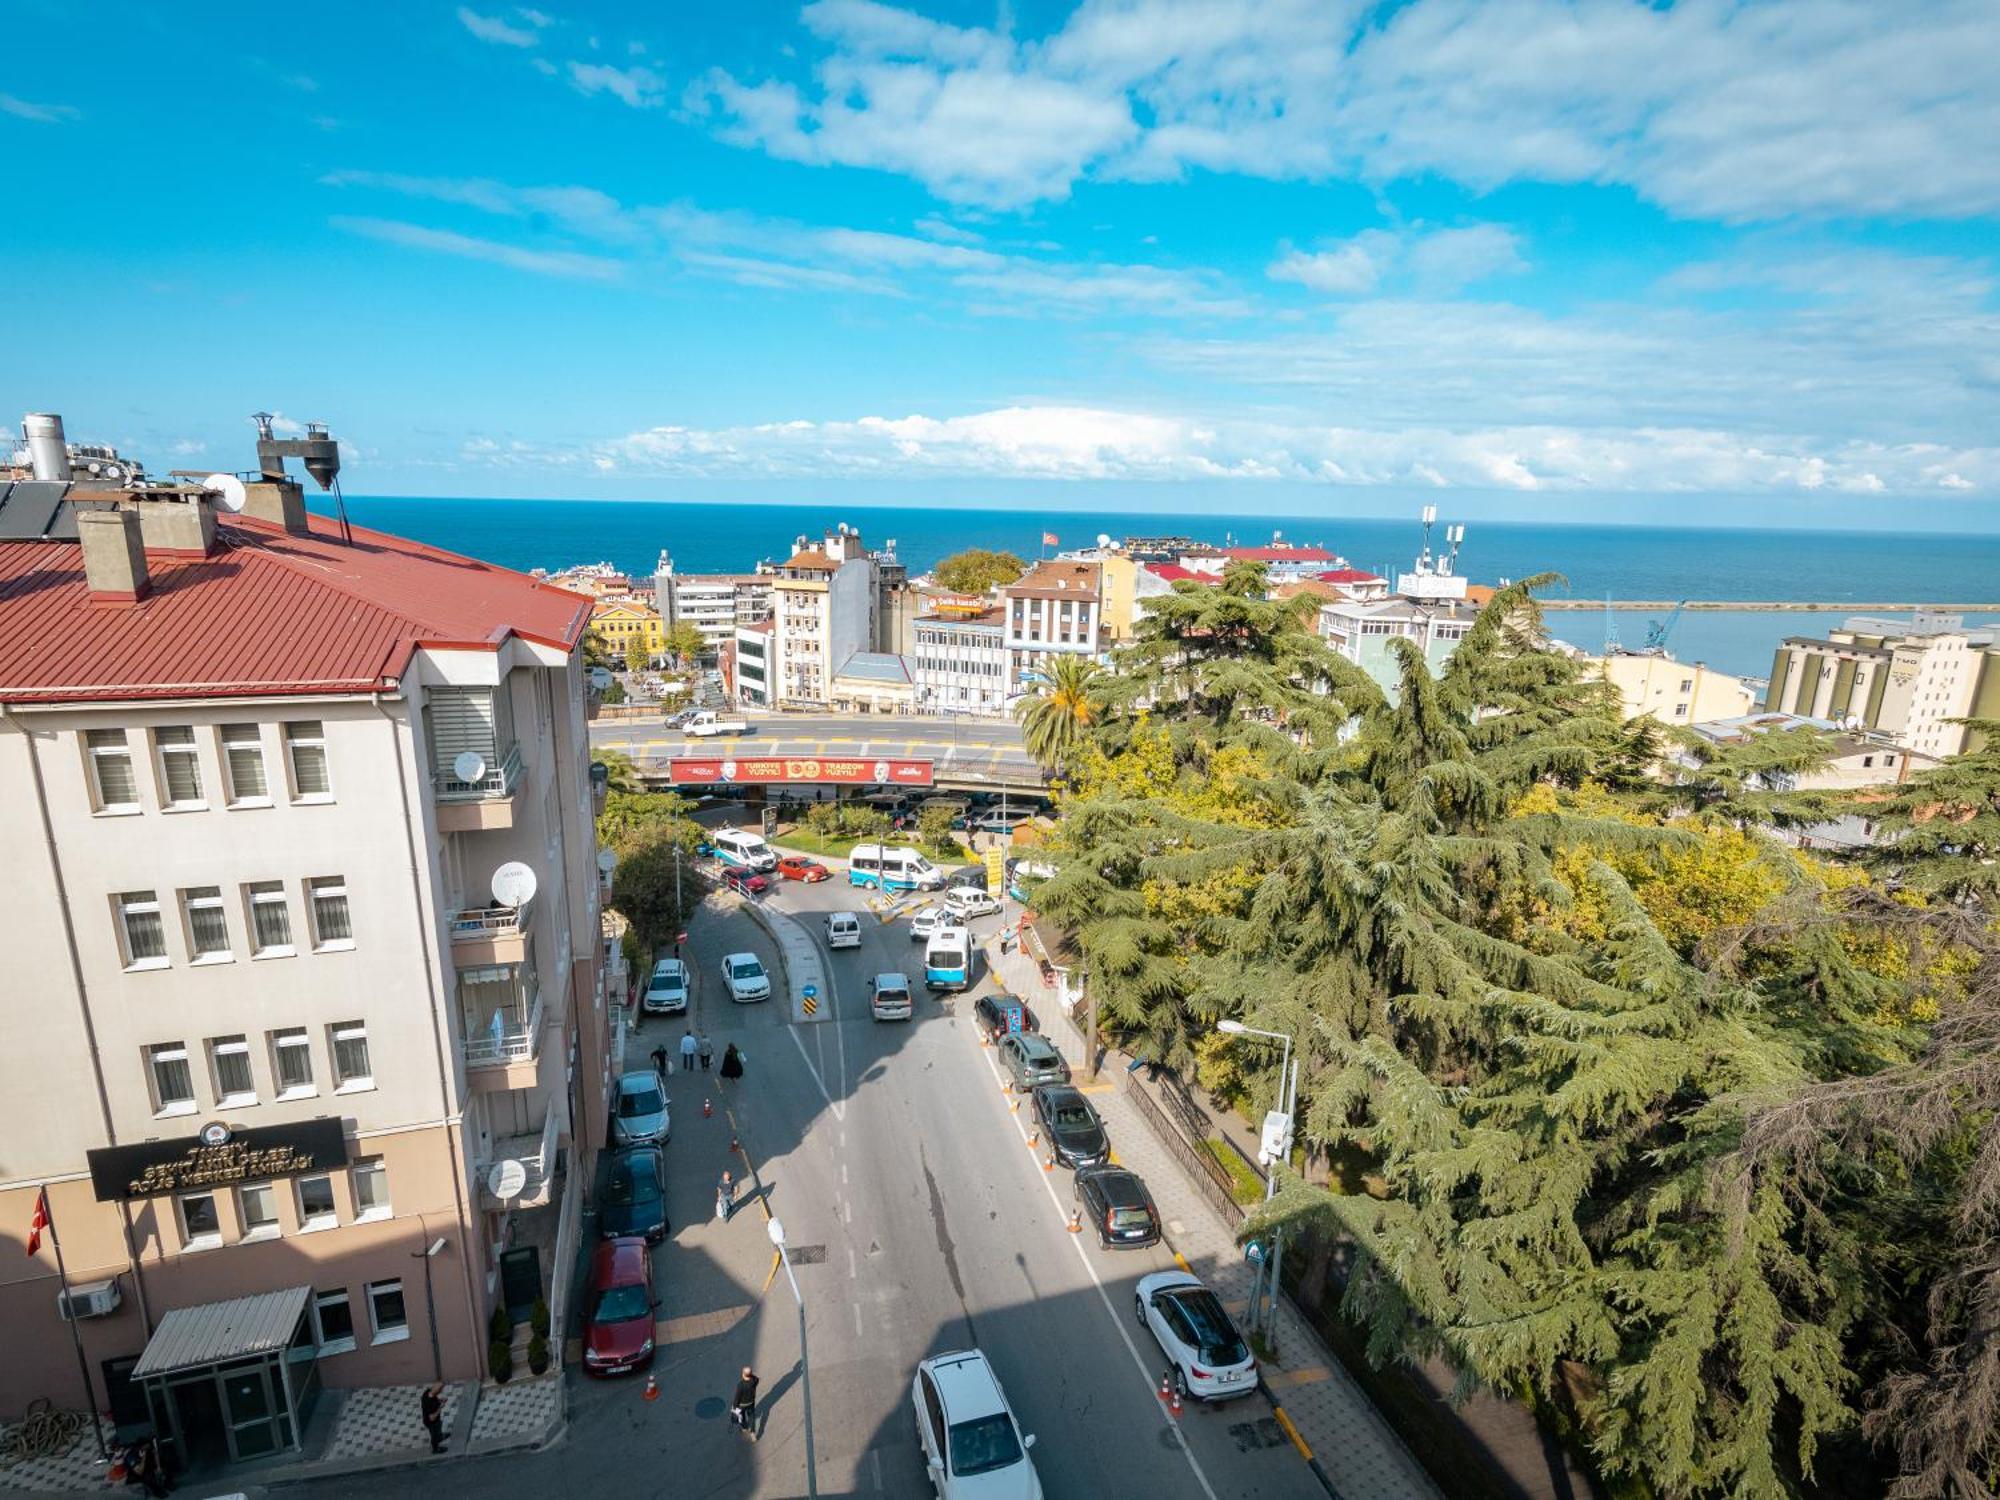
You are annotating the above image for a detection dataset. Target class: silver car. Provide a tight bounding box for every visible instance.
[610,1071,670,1147]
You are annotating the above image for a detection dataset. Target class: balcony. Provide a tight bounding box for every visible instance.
[462,971,543,1091]
[434,741,524,832]
[478,1108,561,1212]
[449,899,534,965]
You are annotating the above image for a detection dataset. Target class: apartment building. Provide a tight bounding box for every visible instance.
[1580,651,1756,725]
[912,608,1008,715]
[1316,595,1480,695]
[651,551,774,654]
[1002,561,1103,692]
[586,596,666,662]
[0,436,607,1463]
[1765,613,2000,758]
[769,527,878,708]
[733,619,773,707]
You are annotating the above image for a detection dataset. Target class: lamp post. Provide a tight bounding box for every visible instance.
[411,1235,448,1384]
[767,1218,818,1500]
[1216,1020,1297,1342]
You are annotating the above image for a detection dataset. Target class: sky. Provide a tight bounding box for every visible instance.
[5,0,1999,529]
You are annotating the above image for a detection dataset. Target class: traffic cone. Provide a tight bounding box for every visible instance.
[1157,1371,1171,1407]
[1067,1209,1082,1233]
[703,1097,713,1119]
[1168,1381,1182,1417]
[731,1134,741,1153]
[1043,1150,1056,1172]
[1009,1098,1020,1113]
[643,1374,660,1403]
[1027,1129,1040,1151]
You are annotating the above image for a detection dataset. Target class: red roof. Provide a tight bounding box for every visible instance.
[1144,563,1205,583]
[1316,568,1382,585]
[1224,544,1339,563]
[0,512,592,704]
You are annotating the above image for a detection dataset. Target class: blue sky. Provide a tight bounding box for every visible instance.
[5,0,1998,528]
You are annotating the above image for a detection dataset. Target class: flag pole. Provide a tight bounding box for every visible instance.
[40,1188,109,1462]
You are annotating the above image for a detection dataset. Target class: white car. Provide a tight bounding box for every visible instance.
[912,1349,1041,1500]
[943,886,1002,921]
[969,810,1025,836]
[909,906,944,943]
[641,958,689,1014]
[870,972,913,1022]
[1133,1271,1259,1403]
[720,951,771,1003]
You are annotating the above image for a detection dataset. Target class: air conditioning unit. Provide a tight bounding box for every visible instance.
[57,1278,121,1321]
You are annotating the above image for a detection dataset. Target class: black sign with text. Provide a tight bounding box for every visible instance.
[87,1118,350,1202]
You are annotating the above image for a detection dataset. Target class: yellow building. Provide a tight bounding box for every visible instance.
[587,598,667,661]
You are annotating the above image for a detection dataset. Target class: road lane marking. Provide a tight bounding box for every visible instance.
[1262,1367,1332,1390]
[871,1449,883,1491]
[1173,1251,1194,1274]
[976,1044,1222,1500]
[842,1162,849,1186]
[788,1026,845,1122]
[1272,1405,1313,1460]
[849,1246,858,1279]
[852,1303,864,1337]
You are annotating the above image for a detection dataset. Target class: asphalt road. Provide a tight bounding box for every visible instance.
[281,877,1320,1500]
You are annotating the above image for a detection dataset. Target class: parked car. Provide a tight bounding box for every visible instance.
[776,855,830,883]
[911,1349,1041,1499]
[943,885,1003,921]
[1073,1166,1160,1249]
[720,951,771,1003]
[909,906,944,943]
[945,865,990,893]
[869,972,914,1021]
[972,993,1037,1041]
[721,866,770,896]
[610,1070,670,1147]
[600,1147,668,1242]
[1031,1084,1108,1169]
[997,1033,1068,1093]
[582,1237,656,1377]
[1134,1271,1259,1403]
[641,957,689,1014]
[970,810,1026,836]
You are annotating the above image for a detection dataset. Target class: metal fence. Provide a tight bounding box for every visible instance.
[1126,1075,1248,1229]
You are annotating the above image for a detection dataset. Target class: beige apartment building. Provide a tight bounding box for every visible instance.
[1580,650,1756,726]
[1002,560,1104,694]
[769,526,879,708]
[1765,613,2000,759]
[0,438,609,1466]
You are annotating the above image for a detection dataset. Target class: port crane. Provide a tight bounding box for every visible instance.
[1643,600,1686,653]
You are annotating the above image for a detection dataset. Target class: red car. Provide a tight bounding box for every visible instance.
[776,856,830,883]
[721,867,770,896]
[582,1237,655,1377]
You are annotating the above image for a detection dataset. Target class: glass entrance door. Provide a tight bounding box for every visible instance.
[218,1359,280,1460]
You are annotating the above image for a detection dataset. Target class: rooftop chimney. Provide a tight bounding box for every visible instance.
[132,488,218,557]
[75,504,150,603]
[241,477,310,535]
[23,413,71,482]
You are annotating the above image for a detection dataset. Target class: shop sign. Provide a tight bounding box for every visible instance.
[668,756,934,787]
[87,1118,349,1202]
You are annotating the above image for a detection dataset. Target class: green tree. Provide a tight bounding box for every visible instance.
[600,678,627,705]
[593,748,643,795]
[597,790,701,857]
[1014,654,1105,777]
[664,620,707,668]
[1844,717,2000,901]
[609,836,706,951]
[917,803,959,856]
[622,632,649,674]
[935,547,1026,595]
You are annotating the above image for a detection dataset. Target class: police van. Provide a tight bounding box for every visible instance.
[924,924,972,992]
[711,828,777,872]
[848,844,944,893]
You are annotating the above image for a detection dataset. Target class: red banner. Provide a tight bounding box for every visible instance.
[668,756,935,787]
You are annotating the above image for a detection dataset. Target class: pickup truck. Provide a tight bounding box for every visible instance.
[683,711,750,737]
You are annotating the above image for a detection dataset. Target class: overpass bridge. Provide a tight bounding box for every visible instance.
[587,710,1049,794]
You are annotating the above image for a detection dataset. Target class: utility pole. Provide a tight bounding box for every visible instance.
[767,1219,817,1499]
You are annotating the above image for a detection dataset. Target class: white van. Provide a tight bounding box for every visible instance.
[825,910,863,949]
[711,827,777,872]
[848,844,944,893]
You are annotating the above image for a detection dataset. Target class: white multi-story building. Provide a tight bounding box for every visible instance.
[769,527,878,708]
[1002,561,1103,694]
[912,608,1008,715]
[651,551,774,653]
[732,620,774,707]
[1765,613,1999,759]
[0,432,609,1460]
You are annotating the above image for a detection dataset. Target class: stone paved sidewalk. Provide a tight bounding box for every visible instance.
[986,936,1440,1500]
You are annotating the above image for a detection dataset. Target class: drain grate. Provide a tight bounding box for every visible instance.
[787,1244,827,1265]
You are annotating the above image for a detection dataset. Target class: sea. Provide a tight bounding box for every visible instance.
[316,495,2000,681]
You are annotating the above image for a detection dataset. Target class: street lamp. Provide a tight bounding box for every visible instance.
[1215,1020,1297,1344]
[767,1218,818,1500]
[411,1236,448,1384]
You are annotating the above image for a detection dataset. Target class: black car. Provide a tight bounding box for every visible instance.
[1032,1084,1108,1169]
[946,865,989,892]
[998,1033,1068,1093]
[972,992,1038,1041]
[1074,1166,1161,1248]
[599,1147,668,1242]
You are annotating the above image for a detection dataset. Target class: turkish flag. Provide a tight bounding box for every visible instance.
[25,1187,48,1258]
[1041,532,1059,547]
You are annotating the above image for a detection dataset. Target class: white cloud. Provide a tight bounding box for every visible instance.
[329,216,623,281]
[1268,231,1397,295]
[697,0,2000,220]
[1269,224,1524,296]
[1404,224,1526,291]
[457,6,540,47]
[568,61,665,108]
[0,93,80,123]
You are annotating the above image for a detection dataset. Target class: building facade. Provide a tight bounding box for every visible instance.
[1764,613,1999,758]
[768,528,879,708]
[0,445,608,1459]
[829,652,915,715]
[911,609,1008,715]
[651,552,774,655]
[1002,561,1103,694]
[733,620,773,708]
[1316,596,1479,696]
[586,597,666,662]
[1582,651,1757,725]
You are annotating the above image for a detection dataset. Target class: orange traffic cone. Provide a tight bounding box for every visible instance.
[703,1097,713,1119]
[1168,1380,1182,1417]
[643,1374,660,1403]
[1043,1150,1056,1172]
[1157,1371,1172,1406]
[731,1134,741,1153]
[1067,1209,1082,1233]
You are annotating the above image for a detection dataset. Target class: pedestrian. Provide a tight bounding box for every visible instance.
[129,1438,170,1497]
[680,1028,699,1073]
[716,1168,734,1221]
[420,1381,447,1454]
[699,1033,714,1071]
[650,1041,669,1080]
[719,1042,743,1080]
[731,1365,759,1441]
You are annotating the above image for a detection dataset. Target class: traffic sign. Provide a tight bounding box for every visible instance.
[676,931,688,945]
[802,984,818,999]
[801,994,818,1017]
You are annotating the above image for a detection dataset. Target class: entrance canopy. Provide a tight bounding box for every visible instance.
[131,1286,312,1379]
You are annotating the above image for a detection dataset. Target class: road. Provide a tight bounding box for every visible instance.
[589,711,1046,792]
[283,877,1322,1499]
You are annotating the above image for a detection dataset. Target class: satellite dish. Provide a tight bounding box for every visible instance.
[487,1159,528,1199]
[597,849,617,875]
[453,750,487,783]
[1097,533,1111,548]
[491,860,538,908]
[203,473,248,513]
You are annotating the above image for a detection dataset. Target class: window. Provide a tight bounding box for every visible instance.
[331,1023,373,1091]
[297,1173,337,1230]
[367,1278,409,1343]
[1862,754,1875,768]
[148,1043,194,1114]
[285,721,330,799]
[271,1029,314,1097]
[247,882,293,956]
[183,887,230,962]
[86,729,138,811]
[351,1158,389,1220]
[313,1288,355,1353]
[1679,679,1694,693]
[179,1191,221,1250]
[154,726,204,807]
[238,1181,279,1239]
[209,1036,256,1106]
[118,891,168,967]
[309,877,352,948]
[1673,704,1689,718]
[221,723,268,803]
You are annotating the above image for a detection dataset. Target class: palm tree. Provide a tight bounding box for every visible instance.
[592,748,643,795]
[1014,653,1103,776]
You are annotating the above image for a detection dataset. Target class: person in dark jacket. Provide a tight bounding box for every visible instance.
[731,1366,759,1440]
[650,1042,669,1080]
[719,1043,743,1079]
[421,1382,446,1453]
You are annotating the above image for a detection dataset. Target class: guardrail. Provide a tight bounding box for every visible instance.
[463,989,542,1066]
[1126,1074,1248,1229]
[450,902,531,940]
[434,740,524,802]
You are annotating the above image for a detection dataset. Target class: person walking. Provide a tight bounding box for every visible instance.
[699,1033,714,1071]
[719,1042,743,1080]
[679,1028,699,1074]
[650,1040,669,1080]
[420,1382,447,1455]
[716,1168,734,1222]
[731,1365,759,1441]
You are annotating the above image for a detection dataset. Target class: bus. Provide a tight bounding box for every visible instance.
[849,844,944,893]
[924,924,973,992]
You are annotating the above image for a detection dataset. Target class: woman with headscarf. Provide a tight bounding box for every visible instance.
[719,1042,743,1079]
